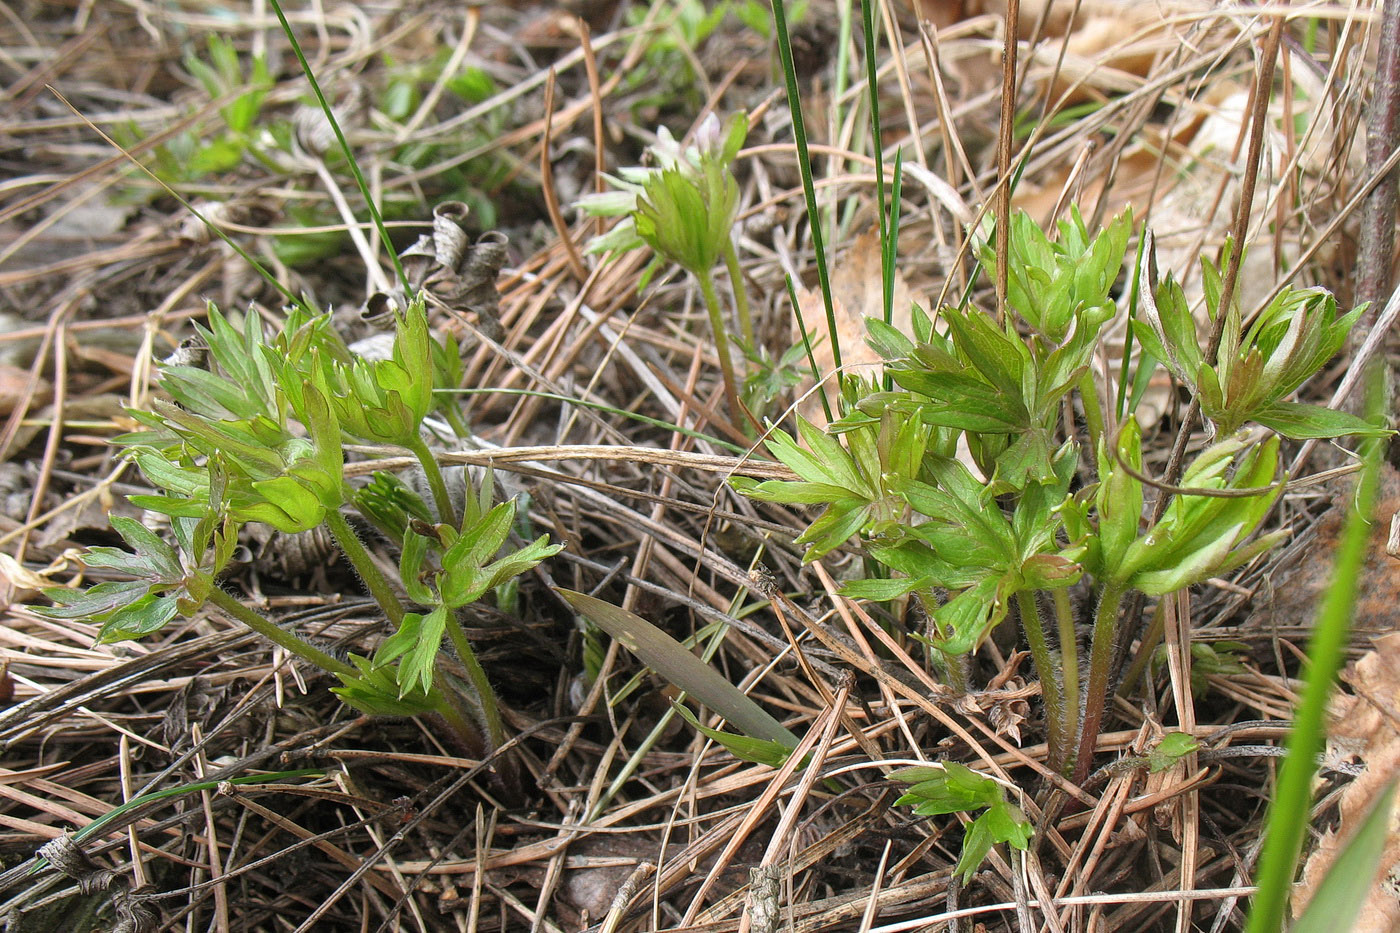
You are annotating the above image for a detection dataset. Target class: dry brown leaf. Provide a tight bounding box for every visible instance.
[1266,465,1400,636]
[1294,632,1400,930]
[793,228,916,426]
[0,363,49,416]
[0,553,49,608]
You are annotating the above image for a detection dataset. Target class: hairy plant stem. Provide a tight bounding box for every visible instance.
[1073,580,1128,784]
[1017,589,1066,773]
[944,651,969,695]
[696,267,742,422]
[325,507,405,627]
[207,587,356,679]
[920,588,969,694]
[1076,370,1105,453]
[444,615,507,750]
[428,685,490,759]
[722,240,755,350]
[405,435,459,528]
[1053,587,1079,721]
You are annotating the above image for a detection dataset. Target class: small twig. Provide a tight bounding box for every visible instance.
[1106,12,1288,712]
[994,0,1020,324]
[1153,14,1287,515]
[1112,439,1284,499]
[1355,0,1400,324]
[539,69,589,285]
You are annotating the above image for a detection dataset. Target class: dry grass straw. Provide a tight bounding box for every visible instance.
[0,0,1391,930]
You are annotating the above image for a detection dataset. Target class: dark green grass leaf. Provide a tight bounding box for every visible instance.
[557,588,799,748]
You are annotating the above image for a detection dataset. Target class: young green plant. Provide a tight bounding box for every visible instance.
[734,209,1386,780]
[39,301,560,779]
[578,112,754,423]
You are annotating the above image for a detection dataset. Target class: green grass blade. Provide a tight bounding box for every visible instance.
[1245,376,1387,933]
[770,0,841,389]
[1291,780,1398,933]
[787,273,834,424]
[861,0,886,265]
[884,149,904,328]
[266,0,410,292]
[557,588,800,747]
[442,387,745,454]
[31,768,324,874]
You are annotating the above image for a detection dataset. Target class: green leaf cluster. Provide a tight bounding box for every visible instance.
[38,514,234,643]
[860,284,1109,490]
[40,298,563,754]
[580,112,747,273]
[1134,243,1383,439]
[983,206,1130,342]
[733,208,1385,779]
[1090,420,1285,594]
[890,763,1033,882]
[388,494,561,698]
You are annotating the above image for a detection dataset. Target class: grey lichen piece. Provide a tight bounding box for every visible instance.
[35,835,160,933]
[745,864,782,933]
[372,201,508,341]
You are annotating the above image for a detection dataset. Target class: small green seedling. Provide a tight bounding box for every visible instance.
[890,762,1033,882]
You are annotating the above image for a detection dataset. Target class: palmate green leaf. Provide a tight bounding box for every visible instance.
[954,799,1032,883]
[1097,419,1145,580]
[891,762,1032,882]
[865,316,916,360]
[1147,731,1201,773]
[77,542,170,580]
[933,576,1009,655]
[759,423,844,487]
[36,508,211,643]
[95,591,183,643]
[884,368,1025,434]
[1018,553,1081,590]
[1074,208,1131,313]
[940,307,1027,400]
[445,500,514,571]
[1138,271,1203,389]
[1120,434,1282,586]
[398,529,436,604]
[840,574,929,601]
[250,475,326,532]
[727,477,857,506]
[477,535,561,592]
[891,761,999,814]
[393,606,449,698]
[797,416,871,495]
[126,494,209,520]
[39,580,152,621]
[331,654,439,718]
[672,703,796,768]
[160,364,264,421]
[557,589,800,748]
[1252,401,1391,439]
[878,532,986,586]
[925,457,1016,551]
[793,498,871,562]
[991,425,1058,489]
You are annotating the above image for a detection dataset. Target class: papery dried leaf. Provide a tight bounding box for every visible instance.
[794,228,917,426]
